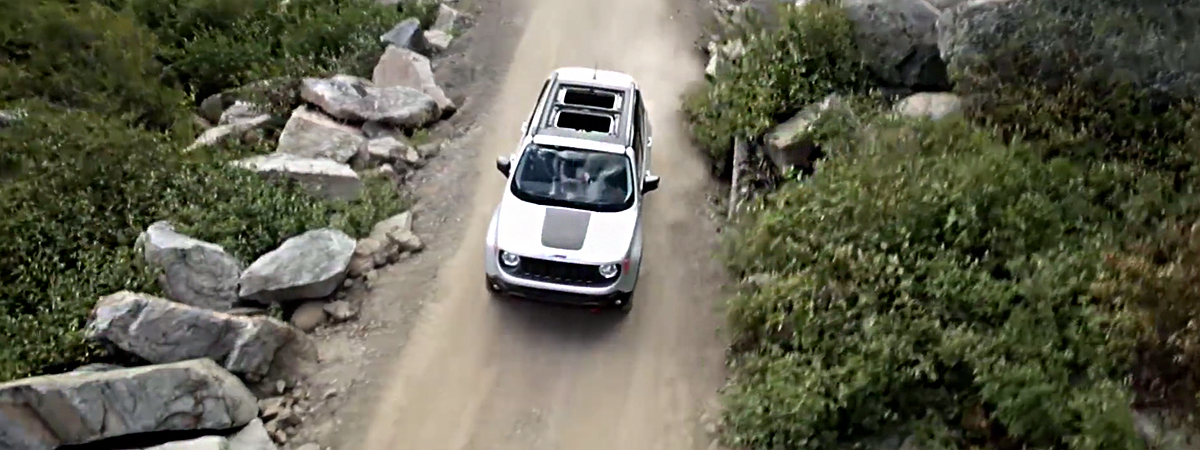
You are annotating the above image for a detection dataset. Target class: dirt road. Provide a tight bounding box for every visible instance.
[349,0,729,447]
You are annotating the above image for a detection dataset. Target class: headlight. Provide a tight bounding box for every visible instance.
[598,263,619,279]
[500,250,520,267]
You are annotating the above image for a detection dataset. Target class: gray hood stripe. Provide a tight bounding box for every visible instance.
[541,208,591,250]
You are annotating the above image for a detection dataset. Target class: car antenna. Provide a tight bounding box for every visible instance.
[592,62,598,80]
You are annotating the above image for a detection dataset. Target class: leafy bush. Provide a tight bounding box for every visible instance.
[948,0,1200,169]
[681,0,871,164]
[0,0,190,130]
[718,116,1200,449]
[0,105,408,381]
[167,0,416,101]
[1093,220,1200,409]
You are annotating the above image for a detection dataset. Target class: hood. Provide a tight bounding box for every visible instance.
[495,193,637,264]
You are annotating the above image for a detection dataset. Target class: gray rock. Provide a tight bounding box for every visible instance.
[704,39,745,80]
[348,237,387,277]
[85,291,317,383]
[365,137,413,165]
[276,105,366,163]
[430,3,464,34]
[424,30,453,53]
[894,92,963,120]
[142,436,229,450]
[70,363,124,374]
[140,419,277,450]
[0,358,257,450]
[937,0,1200,99]
[362,120,408,140]
[135,221,243,311]
[290,301,328,332]
[220,101,266,126]
[301,76,439,130]
[231,153,362,201]
[373,45,456,116]
[258,397,288,421]
[763,94,852,175]
[1133,408,1200,450]
[324,300,359,323]
[380,17,429,54]
[199,93,227,123]
[347,212,422,276]
[926,0,968,10]
[239,228,357,303]
[228,419,278,450]
[185,115,272,152]
[843,0,949,89]
[371,211,424,253]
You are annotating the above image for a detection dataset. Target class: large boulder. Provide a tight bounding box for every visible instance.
[763,94,852,176]
[135,221,243,311]
[231,153,362,201]
[300,75,439,129]
[937,0,1200,98]
[373,45,456,117]
[239,228,356,303]
[0,359,257,450]
[380,17,430,54]
[842,0,949,89]
[276,105,365,163]
[185,115,272,152]
[85,291,317,383]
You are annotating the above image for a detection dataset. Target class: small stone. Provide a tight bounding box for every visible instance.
[290,301,328,332]
[259,396,288,421]
[324,300,359,322]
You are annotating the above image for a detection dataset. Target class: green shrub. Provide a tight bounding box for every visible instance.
[0,105,408,381]
[168,0,414,101]
[949,0,1200,169]
[681,0,871,165]
[719,117,1194,449]
[1093,220,1200,409]
[0,0,190,130]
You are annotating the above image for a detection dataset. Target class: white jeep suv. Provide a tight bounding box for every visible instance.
[483,67,660,313]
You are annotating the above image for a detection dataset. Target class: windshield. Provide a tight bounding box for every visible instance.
[509,144,634,212]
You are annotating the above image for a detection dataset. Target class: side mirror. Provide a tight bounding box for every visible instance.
[643,174,660,193]
[520,121,529,134]
[496,156,511,177]
[646,136,653,149]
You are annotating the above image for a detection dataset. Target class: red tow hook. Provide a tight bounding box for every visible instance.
[589,307,602,314]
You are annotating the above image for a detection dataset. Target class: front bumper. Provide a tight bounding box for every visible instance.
[486,275,630,307]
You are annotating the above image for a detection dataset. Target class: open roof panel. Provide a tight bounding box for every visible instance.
[535,80,633,146]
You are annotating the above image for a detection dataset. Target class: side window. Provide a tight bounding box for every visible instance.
[632,92,645,170]
[525,79,551,133]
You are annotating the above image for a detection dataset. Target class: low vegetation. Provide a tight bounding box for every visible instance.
[686,0,1200,448]
[0,0,425,381]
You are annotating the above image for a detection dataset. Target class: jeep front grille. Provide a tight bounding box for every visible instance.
[506,257,616,287]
